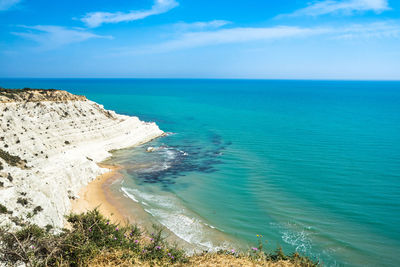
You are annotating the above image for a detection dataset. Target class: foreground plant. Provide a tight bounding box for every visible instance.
[0,209,186,266]
[0,209,317,266]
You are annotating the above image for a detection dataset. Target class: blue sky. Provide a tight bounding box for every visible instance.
[1,0,400,79]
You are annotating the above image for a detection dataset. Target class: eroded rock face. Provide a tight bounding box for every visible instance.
[0,88,87,103]
[0,88,163,229]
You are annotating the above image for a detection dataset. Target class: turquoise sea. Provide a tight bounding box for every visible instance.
[1,79,400,266]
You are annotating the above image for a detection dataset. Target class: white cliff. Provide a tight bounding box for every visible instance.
[0,88,163,229]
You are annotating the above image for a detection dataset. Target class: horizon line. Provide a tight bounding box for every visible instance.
[1,77,400,82]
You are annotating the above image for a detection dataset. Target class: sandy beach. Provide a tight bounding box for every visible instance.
[71,163,129,225]
[0,89,164,230]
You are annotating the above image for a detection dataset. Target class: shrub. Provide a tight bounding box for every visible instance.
[0,209,188,266]
[45,224,53,232]
[0,204,8,214]
[33,206,43,214]
[0,209,317,266]
[17,198,28,206]
[0,149,24,167]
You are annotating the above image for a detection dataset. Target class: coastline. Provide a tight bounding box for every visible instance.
[74,154,245,254]
[0,87,321,266]
[0,88,164,230]
[70,163,129,225]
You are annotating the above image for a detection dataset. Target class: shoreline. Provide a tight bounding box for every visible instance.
[0,88,164,230]
[71,157,245,255]
[70,159,234,253]
[70,163,129,225]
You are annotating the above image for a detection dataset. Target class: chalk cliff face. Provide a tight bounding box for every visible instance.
[0,88,163,229]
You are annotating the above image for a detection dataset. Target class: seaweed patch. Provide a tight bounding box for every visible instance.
[127,133,230,185]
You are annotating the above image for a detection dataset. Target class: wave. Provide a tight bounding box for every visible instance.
[138,145,188,174]
[270,222,340,267]
[121,187,139,203]
[270,222,313,254]
[121,186,226,251]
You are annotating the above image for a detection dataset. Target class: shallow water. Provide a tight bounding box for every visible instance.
[2,79,400,266]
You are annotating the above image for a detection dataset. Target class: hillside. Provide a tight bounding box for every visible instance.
[0,88,163,229]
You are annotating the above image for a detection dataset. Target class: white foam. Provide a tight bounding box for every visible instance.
[123,188,175,209]
[282,229,311,253]
[138,162,171,173]
[164,149,176,159]
[121,187,139,203]
[270,222,312,254]
[205,223,217,230]
[122,187,225,251]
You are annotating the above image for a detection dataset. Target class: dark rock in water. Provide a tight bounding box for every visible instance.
[131,133,231,186]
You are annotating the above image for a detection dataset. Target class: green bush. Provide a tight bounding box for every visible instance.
[17,198,28,206]
[33,206,43,214]
[0,204,8,214]
[0,149,25,167]
[0,209,187,266]
[0,209,317,267]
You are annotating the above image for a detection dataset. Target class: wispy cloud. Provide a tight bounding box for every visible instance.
[12,25,113,49]
[284,0,390,17]
[131,26,328,54]
[172,20,231,31]
[333,21,400,39]
[81,0,179,28]
[122,20,400,54]
[0,0,21,11]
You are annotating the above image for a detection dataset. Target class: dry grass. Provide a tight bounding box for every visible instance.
[0,87,87,103]
[187,254,295,267]
[90,251,297,267]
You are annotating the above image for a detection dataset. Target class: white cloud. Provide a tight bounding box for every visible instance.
[0,0,21,11]
[124,20,400,54]
[333,21,400,39]
[286,0,390,16]
[133,26,328,54]
[81,0,179,28]
[12,25,113,49]
[172,20,231,31]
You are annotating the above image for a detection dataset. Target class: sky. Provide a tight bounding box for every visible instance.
[0,0,400,80]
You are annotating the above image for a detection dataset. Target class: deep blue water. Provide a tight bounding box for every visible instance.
[1,79,400,266]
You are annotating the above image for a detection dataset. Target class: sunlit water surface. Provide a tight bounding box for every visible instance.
[2,79,400,267]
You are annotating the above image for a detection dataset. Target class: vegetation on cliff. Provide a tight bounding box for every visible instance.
[0,149,27,168]
[0,87,86,103]
[0,209,317,266]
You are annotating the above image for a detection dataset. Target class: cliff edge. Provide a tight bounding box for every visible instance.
[0,88,164,229]
[0,88,87,103]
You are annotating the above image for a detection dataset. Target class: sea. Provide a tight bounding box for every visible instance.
[1,79,399,267]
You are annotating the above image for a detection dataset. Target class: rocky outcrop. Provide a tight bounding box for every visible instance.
[0,88,163,229]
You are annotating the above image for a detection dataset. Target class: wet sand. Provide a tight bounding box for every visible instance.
[70,163,240,253]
